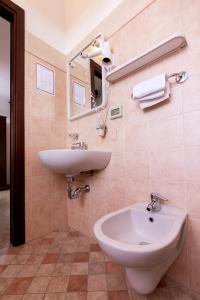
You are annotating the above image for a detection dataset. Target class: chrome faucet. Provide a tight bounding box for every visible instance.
[146,192,168,212]
[71,141,87,150]
[69,133,87,150]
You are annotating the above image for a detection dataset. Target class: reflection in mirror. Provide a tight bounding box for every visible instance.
[67,34,111,120]
[90,59,102,109]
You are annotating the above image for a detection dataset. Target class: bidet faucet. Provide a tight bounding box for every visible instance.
[146,192,168,212]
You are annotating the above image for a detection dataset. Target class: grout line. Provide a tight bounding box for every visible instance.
[25,50,67,74]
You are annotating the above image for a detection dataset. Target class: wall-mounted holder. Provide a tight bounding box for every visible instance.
[96,126,107,137]
[130,71,188,99]
[168,71,188,84]
[96,106,109,137]
[96,117,107,137]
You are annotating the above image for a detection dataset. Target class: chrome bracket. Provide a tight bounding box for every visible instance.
[168,71,188,84]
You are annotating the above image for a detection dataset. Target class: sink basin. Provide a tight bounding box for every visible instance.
[94,202,187,294]
[38,149,111,176]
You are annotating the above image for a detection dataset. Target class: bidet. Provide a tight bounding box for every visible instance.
[94,202,187,295]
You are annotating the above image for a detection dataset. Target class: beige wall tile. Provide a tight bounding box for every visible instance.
[25,39,68,241]
[184,111,200,146]
[188,218,200,293]
[24,0,200,296]
[65,0,200,295]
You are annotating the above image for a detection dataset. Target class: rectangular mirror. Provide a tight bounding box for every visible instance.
[67,34,110,121]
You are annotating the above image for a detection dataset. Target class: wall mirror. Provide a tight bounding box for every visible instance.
[67,34,111,121]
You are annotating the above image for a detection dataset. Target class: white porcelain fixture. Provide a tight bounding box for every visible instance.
[38,149,111,176]
[94,203,187,295]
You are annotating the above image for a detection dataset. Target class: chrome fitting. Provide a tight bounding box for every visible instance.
[146,192,168,212]
[66,177,90,199]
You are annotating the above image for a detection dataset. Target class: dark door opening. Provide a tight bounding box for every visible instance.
[0,16,10,248]
[0,0,25,247]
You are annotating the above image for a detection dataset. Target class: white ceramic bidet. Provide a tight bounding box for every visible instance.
[94,202,187,295]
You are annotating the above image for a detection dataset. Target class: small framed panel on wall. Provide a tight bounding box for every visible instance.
[36,63,55,95]
[73,81,86,106]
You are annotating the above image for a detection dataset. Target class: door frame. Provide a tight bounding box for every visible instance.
[0,0,25,246]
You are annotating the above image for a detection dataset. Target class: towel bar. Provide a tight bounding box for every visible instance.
[167,71,188,84]
[131,71,188,98]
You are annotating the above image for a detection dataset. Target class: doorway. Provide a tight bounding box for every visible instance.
[0,16,10,248]
[0,0,25,247]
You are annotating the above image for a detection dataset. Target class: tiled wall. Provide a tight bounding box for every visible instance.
[25,34,68,241]
[67,0,200,294]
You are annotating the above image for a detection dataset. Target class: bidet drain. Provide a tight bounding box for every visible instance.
[138,241,150,245]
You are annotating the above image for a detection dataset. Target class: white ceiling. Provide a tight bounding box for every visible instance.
[12,0,122,54]
[64,0,122,53]
[66,0,93,28]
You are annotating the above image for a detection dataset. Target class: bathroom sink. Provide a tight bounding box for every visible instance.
[38,149,111,176]
[94,202,187,294]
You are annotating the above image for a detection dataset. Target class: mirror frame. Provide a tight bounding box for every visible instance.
[67,33,109,121]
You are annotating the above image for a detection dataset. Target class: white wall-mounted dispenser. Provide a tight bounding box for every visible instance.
[96,116,106,137]
[96,106,109,137]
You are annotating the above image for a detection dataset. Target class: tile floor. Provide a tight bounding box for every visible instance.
[0,229,129,300]
[0,191,10,250]
[0,229,199,300]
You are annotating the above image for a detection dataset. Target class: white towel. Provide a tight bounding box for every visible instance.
[134,90,165,101]
[139,94,169,109]
[133,73,166,99]
[139,82,170,109]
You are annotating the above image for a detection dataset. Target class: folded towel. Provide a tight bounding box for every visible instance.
[133,73,166,99]
[139,82,170,109]
[134,90,165,102]
[139,95,169,109]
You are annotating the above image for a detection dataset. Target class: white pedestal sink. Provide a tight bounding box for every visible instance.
[38,149,111,176]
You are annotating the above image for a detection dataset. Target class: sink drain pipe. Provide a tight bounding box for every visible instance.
[66,177,90,199]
